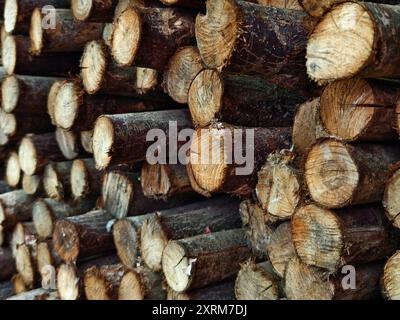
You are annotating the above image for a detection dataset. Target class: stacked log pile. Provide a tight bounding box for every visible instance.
[0,0,400,301]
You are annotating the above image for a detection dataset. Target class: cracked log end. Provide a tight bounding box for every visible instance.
[81,40,107,94]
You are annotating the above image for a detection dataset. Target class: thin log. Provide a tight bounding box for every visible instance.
[43,161,73,201]
[47,80,64,125]
[382,250,400,300]
[167,281,235,300]
[10,222,36,257]
[55,128,85,160]
[0,190,33,230]
[22,174,43,196]
[11,274,27,295]
[70,159,102,200]
[384,165,400,229]
[14,243,36,289]
[80,131,93,154]
[36,241,61,282]
[71,0,119,22]
[5,151,20,188]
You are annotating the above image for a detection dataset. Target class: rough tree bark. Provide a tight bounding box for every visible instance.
[71,0,119,22]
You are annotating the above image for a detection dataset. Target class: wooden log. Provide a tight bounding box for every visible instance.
[71,0,119,22]
[158,0,204,9]
[140,196,241,271]
[284,256,382,300]
[53,81,177,131]
[36,241,61,282]
[195,0,317,93]
[258,0,302,9]
[70,159,102,200]
[255,150,303,221]
[30,8,104,55]
[81,40,169,99]
[0,281,14,300]
[1,74,63,114]
[2,35,80,76]
[43,161,73,201]
[188,124,291,197]
[32,198,96,240]
[55,128,85,160]
[47,80,64,125]
[319,78,399,142]
[11,273,27,295]
[307,2,400,84]
[163,46,204,104]
[18,133,65,176]
[119,265,165,300]
[111,6,195,70]
[93,109,192,169]
[0,190,33,230]
[235,260,279,300]
[22,174,43,196]
[0,248,15,281]
[267,221,295,278]
[162,228,253,292]
[292,203,398,272]
[188,70,305,127]
[102,23,113,47]
[57,255,118,300]
[5,151,20,188]
[384,165,400,229]
[10,222,36,257]
[167,281,235,300]
[382,251,400,300]
[3,0,70,34]
[14,243,36,289]
[161,0,302,10]
[80,131,93,154]
[7,288,58,300]
[53,209,114,262]
[84,263,124,300]
[305,139,400,208]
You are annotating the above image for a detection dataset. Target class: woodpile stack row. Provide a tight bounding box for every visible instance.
[0,0,400,300]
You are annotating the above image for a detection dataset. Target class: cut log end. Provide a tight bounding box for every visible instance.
[43,163,64,201]
[118,270,144,300]
[57,263,80,300]
[292,204,343,272]
[32,199,54,240]
[112,219,139,269]
[2,35,16,75]
[53,220,80,263]
[0,110,17,137]
[81,40,107,94]
[71,0,93,21]
[84,265,124,300]
[111,8,142,66]
[36,242,53,277]
[4,0,18,34]
[22,174,41,195]
[306,2,374,84]
[55,128,79,160]
[15,244,35,289]
[1,75,19,113]
[382,251,400,300]
[54,82,82,131]
[141,216,168,271]
[12,273,28,295]
[164,46,204,104]
[30,8,44,55]
[235,261,279,300]
[70,159,89,200]
[80,130,93,154]
[195,0,238,69]
[188,69,223,127]
[93,116,114,170]
[48,81,64,126]
[162,241,190,292]
[6,151,21,188]
[19,136,37,176]
[384,168,400,229]
[305,139,358,208]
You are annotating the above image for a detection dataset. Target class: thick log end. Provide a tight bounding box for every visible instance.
[112,219,139,269]
[118,270,145,300]
[53,219,80,263]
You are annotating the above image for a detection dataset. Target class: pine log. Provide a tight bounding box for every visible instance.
[2,35,80,76]
[15,244,36,289]
[196,0,317,93]
[163,46,204,104]
[256,151,303,221]
[36,241,61,282]
[80,131,93,154]
[0,190,33,230]
[30,8,104,55]
[93,109,192,169]
[32,197,96,240]
[167,281,235,300]
[382,251,400,300]
[292,203,398,272]
[284,256,382,300]
[70,159,102,200]
[81,40,169,99]
[307,2,400,84]
[43,161,73,201]
[10,222,36,258]
[140,163,193,200]
[305,139,400,208]
[3,0,70,34]
[384,165,400,229]
[7,288,58,300]
[267,221,295,278]
[188,124,291,197]
[53,209,114,262]
[5,151,20,188]
[22,174,43,196]
[188,70,304,127]
[0,281,14,300]
[102,171,200,219]
[140,197,241,271]
[118,265,165,300]
[0,248,15,281]
[319,78,399,142]
[111,6,195,70]
[11,274,27,295]
[47,80,64,125]
[162,228,253,292]
[55,128,85,160]
[1,74,63,114]
[235,260,280,300]
[71,0,119,22]
[53,81,177,131]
